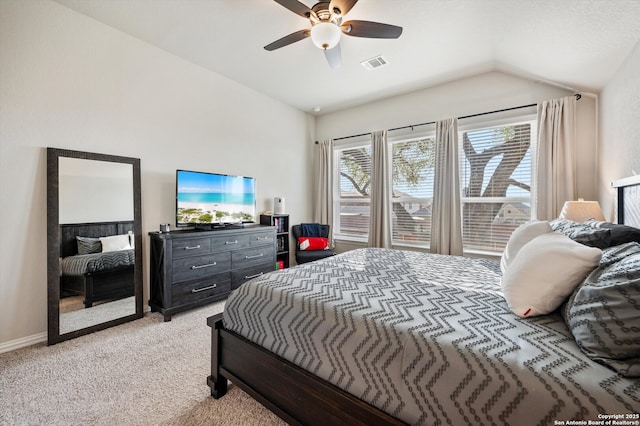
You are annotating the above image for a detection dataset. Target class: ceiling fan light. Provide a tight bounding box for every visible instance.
[310,22,341,50]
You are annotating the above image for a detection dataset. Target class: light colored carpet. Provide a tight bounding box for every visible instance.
[0,301,286,426]
[60,296,136,334]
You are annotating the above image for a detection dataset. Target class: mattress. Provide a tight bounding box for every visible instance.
[223,248,639,424]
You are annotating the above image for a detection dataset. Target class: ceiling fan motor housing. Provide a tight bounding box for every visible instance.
[310,2,342,25]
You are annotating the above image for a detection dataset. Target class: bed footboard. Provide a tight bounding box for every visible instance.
[207,313,228,398]
[207,313,405,426]
[85,265,135,307]
[61,265,134,308]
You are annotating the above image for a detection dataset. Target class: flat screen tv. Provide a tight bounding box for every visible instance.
[176,169,256,227]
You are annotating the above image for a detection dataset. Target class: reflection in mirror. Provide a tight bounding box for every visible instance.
[47,148,143,345]
[59,158,135,334]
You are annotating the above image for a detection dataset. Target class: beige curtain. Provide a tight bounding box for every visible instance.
[430,118,463,255]
[536,96,577,220]
[368,130,392,248]
[313,139,334,243]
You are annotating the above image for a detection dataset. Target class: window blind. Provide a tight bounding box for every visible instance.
[335,145,371,239]
[391,137,435,246]
[460,121,535,252]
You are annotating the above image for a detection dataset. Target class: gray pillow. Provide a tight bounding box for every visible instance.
[562,242,640,377]
[76,236,102,255]
[568,227,611,249]
[586,219,640,247]
[551,217,582,234]
[550,218,612,249]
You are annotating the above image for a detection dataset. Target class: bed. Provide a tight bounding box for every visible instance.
[208,181,640,425]
[60,221,135,308]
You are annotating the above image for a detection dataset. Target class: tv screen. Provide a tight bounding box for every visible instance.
[176,169,256,227]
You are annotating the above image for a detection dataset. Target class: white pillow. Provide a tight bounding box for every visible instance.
[501,232,601,317]
[100,234,132,252]
[500,220,553,273]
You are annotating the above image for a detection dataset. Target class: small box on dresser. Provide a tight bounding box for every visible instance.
[148,225,276,321]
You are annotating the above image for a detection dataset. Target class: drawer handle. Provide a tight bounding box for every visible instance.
[256,236,269,241]
[245,253,264,260]
[184,245,201,250]
[225,240,238,245]
[245,272,264,280]
[191,284,217,293]
[191,262,217,270]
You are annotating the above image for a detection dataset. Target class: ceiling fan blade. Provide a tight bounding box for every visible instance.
[341,20,403,39]
[273,0,314,18]
[264,29,310,51]
[324,43,342,69]
[328,0,358,16]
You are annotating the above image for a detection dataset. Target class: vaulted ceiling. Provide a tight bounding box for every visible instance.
[55,0,640,114]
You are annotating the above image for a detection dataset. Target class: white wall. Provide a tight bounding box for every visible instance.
[315,71,598,251]
[598,40,640,221]
[0,0,314,347]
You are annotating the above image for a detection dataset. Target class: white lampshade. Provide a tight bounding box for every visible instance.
[310,22,341,50]
[559,198,605,222]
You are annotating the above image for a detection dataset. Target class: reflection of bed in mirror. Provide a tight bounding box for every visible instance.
[59,221,135,308]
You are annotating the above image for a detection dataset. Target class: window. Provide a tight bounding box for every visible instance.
[391,136,436,246]
[331,114,537,253]
[460,118,536,253]
[334,144,371,240]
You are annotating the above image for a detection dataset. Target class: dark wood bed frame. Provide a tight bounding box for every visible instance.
[207,176,640,425]
[207,314,404,426]
[60,221,135,308]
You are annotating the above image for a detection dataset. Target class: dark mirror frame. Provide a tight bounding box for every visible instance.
[47,148,143,345]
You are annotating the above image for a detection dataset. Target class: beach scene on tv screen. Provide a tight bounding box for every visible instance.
[177,171,255,224]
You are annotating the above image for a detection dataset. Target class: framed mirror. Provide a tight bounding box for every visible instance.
[47,148,143,345]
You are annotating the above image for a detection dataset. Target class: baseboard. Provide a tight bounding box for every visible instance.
[0,332,47,354]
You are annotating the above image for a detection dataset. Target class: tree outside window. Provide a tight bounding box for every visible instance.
[461,121,535,252]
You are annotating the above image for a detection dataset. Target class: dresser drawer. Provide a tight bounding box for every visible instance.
[232,246,275,269]
[172,252,231,283]
[211,234,251,252]
[171,237,211,258]
[231,263,276,289]
[249,231,275,247]
[172,273,231,306]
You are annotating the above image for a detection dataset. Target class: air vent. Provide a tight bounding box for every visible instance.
[361,55,388,71]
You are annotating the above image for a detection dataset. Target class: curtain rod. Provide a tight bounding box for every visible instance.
[317,93,581,144]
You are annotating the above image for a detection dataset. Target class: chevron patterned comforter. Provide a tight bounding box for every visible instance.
[223,248,639,425]
[60,249,135,276]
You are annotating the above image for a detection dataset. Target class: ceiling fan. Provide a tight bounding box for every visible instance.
[264,0,403,69]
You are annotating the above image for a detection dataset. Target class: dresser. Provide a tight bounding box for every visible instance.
[148,225,276,321]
